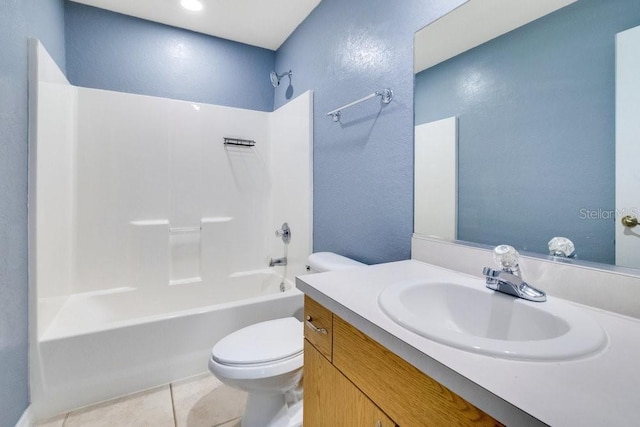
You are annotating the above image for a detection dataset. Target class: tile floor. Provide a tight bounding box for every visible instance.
[34,373,247,427]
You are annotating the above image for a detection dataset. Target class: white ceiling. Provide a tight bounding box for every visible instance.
[69,0,321,51]
[415,0,577,73]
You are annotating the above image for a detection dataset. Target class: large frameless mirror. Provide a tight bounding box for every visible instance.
[414,0,640,269]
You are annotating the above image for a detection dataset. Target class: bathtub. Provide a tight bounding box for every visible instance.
[32,270,303,418]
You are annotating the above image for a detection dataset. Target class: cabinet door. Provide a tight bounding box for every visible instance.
[333,316,504,427]
[304,340,395,427]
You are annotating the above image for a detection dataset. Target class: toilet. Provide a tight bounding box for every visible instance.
[208,252,365,427]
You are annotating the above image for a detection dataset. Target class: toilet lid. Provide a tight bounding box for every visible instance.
[307,252,365,273]
[211,317,303,365]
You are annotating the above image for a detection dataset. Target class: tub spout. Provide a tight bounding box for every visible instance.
[269,257,287,267]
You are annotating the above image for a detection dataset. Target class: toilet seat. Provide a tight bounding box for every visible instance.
[209,352,303,380]
[212,317,303,365]
[209,317,303,380]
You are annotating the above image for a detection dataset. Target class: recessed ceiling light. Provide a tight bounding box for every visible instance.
[180,0,203,12]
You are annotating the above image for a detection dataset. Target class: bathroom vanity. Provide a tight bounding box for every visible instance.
[303,295,502,426]
[297,258,640,426]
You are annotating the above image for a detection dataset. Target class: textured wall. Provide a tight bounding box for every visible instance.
[415,0,640,264]
[0,0,66,425]
[274,0,464,264]
[65,1,276,112]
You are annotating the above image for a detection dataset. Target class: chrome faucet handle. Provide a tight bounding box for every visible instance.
[275,222,291,244]
[269,256,288,267]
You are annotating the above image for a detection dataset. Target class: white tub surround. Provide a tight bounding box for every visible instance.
[296,260,640,426]
[28,41,312,419]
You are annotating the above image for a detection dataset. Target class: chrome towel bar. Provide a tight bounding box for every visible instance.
[327,88,393,122]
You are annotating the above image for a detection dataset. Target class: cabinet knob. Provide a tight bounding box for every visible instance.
[305,316,328,334]
[376,421,382,427]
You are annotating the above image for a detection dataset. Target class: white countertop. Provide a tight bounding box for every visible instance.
[296,260,640,427]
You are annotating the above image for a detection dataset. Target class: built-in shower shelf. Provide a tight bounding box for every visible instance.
[170,226,201,233]
[202,217,233,223]
[129,218,233,227]
[169,277,202,286]
[224,137,255,147]
[130,219,169,226]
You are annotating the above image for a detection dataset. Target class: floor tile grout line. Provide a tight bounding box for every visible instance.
[213,416,241,427]
[37,375,241,427]
[169,383,178,427]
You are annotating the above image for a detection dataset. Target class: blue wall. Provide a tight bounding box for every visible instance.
[274,0,464,264]
[415,0,640,264]
[65,1,276,112]
[0,0,66,425]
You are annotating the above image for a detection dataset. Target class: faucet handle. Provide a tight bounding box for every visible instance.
[548,237,575,258]
[275,222,291,244]
[493,245,520,274]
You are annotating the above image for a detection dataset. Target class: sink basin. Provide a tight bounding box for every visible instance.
[378,280,607,361]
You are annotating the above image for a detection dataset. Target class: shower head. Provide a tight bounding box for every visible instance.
[270,70,292,87]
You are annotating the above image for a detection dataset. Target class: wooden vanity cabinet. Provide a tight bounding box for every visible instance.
[303,295,504,427]
[304,340,396,426]
[304,295,394,426]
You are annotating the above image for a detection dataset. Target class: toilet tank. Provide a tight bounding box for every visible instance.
[306,252,365,273]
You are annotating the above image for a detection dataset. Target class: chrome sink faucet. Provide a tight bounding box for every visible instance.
[483,245,546,302]
[483,267,546,302]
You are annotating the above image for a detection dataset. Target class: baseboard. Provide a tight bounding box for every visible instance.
[15,405,34,427]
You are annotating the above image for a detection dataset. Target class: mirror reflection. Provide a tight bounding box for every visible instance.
[414,0,640,268]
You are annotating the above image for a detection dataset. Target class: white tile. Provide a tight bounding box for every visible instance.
[63,385,174,427]
[214,418,242,427]
[171,373,247,427]
[34,414,67,427]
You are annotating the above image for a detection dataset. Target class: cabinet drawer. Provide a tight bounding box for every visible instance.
[333,315,504,427]
[304,296,333,360]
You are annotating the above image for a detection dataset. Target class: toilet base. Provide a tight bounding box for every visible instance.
[241,392,302,427]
